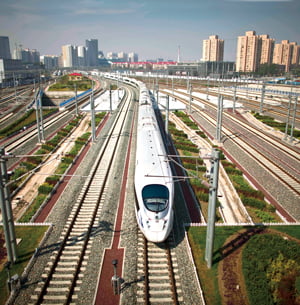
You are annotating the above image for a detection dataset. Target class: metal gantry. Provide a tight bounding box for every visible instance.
[205,149,220,268]
[0,148,17,264]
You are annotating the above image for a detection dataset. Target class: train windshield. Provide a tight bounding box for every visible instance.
[142,184,169,212]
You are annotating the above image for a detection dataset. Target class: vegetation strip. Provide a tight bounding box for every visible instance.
[187,225,300,305]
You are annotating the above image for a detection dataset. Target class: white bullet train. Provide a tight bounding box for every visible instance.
[134,83,174,243]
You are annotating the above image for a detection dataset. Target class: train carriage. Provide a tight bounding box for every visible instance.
[134,84,174,243]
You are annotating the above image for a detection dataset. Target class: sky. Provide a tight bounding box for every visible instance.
[0,0,299,62]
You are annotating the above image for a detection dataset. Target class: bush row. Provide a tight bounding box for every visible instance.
[174,111,199,130]
[225,166,277,222]
[10,116,83,192]
[253,112,300,138]
[0,108,58,138]
[19,130,91,222]
[243,233,300,304]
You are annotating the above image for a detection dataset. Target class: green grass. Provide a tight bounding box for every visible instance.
[0,225,49,305]
[187,225,300,305]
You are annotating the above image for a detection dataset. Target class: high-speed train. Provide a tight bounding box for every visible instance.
[134,83,174,243]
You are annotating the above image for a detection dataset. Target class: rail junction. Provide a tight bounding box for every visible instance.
[1,74,299,305]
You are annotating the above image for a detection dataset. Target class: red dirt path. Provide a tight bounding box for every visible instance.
[94,110,135,304]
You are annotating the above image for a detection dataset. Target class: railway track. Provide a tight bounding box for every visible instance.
[165,88,300,177]
[196,106,300,200]
[161,85,300,127]
[162,89,299,221]
[29,87,133,304]
[0,86,99,162]
[169,112,250,224]
[137,232,183,305]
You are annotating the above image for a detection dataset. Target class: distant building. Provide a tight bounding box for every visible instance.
[106,52,117,60]
[62,45,74,68]
[236,31,260,73]
[77,46,87,67]
[128,52,138,62]
[40,55,59,70]
[0,36,11,59]
[273,40,299,72]
[258,34,275,65]
[0,58,41,85]
[21,48,40,64]
[12,44,22,60]
[202,35,224,62]
[167,61,235,78]
[117,52,128,61]
[68,72,83,81]
[85,39,98,66]
[236,31,278,73]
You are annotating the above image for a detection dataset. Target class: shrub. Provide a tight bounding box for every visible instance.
[20,161,36,171]
[254,210,276,223]
[18,194,47,222]
[11,167,27,180]
[243,233,300,304]
[224,167,243,175]
[38,183,53,195]
[27,155,43,165]
[241,196,266,210]
[61,156,73,164]
[45,175,60,186]
[41,143,54,152]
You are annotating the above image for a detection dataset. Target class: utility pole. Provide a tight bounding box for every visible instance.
[35,83,41,143]
[233,83,237,113]
[39,88,44,141]
[205,149,220,268]
[165,95,169,139]
[216,95,223,143]
[0,148,17,263]
[156,80,159,110]
[117,73,120,102]
[186,72,190,92]
[90,91,96,142]
[172,77,174,98]
[259,83,266,114]
[189,84,192,114]
[74,83,78,116]
[109,85,112,113]
[206,78,210,100]
[284,91,293,141]
[289,96,298,143]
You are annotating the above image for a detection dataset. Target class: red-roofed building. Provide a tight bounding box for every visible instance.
[68,73,83,81]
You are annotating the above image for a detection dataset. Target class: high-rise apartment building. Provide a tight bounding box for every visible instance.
[273,40,299,72]
[40,55,59,69]
[117,52,128,61]
[258,34,274,65]
[106,52,117,60]
[128,52,138,62]
[202,35,224,62]
[77,46,86,67]
[236,31,276,72]
[85,39,98,66]
[291,44,300,66]
[62,45,74,67]
[0,36,11,59]
[236,31,259,72]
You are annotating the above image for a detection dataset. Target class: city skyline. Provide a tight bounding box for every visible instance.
[0,0,299,61]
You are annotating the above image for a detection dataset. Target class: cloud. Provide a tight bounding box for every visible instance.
[227,0,292,2]
[71,8,136,16]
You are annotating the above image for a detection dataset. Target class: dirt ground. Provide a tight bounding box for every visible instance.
[218,229,252,305]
